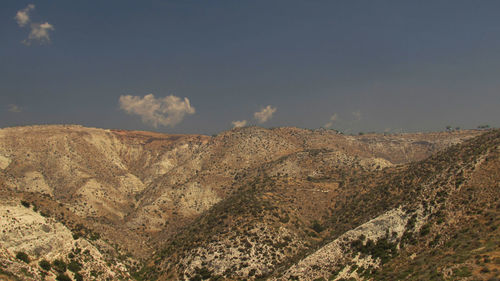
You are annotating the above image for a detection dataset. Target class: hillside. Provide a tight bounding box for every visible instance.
[147,129,498,281]
[0,124,496,281]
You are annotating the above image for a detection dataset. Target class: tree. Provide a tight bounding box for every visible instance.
[39,259,51,271]
[311,220,325,233]
[16,252,30,263]
[56,274,72,281]
[52,259,67,273]
[68,260,82,273]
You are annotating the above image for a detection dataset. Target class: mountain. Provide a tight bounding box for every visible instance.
[0,124,496,281]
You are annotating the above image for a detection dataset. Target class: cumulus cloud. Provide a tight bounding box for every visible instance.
[231,120,247,128]
[15,4,34,27]
[352,110,362,121]
[324,113,338,128]
[254,105,276,124]
[23,22,54,45]
[8,104,22,113]
[15,4,54,45]
[119,94,195,128]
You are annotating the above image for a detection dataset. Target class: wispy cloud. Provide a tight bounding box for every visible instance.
[324,113,338,128]
[231,120,247,128]
[254,105,276,124]
[8,104,22,113]
[15,4,34,27]
[15,4,54,45]
[119,94,195,128]
[352,110,362,121]
[23,22,54,45]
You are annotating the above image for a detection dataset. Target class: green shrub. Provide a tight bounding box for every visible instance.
[20,200,30,208]
[195,266,212,279]
[39,259,51,271]
[351,236,397,264]
[89,232,100,241]
[190,275,202,281]
[74,272,84,281]
[419,223,431,236]
[56,273,72,281]
[311,220,325,233]
[40,211,50,217]
[16,252,30,263]
[454,266,472,277]
[52,259,67,273]
[68,260,82,273]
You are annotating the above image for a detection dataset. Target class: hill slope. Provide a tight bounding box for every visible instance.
[145,129,498,280]
[0,124,495,280]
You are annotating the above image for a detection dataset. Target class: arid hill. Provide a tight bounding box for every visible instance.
[0,124,496,281]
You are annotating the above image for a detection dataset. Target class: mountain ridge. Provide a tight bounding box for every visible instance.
[0,124,496,280]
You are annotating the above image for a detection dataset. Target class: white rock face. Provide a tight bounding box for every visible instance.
[0,154,10,169]
[0,201,74,259]
[278,206,418,281]
[0,198,132,280]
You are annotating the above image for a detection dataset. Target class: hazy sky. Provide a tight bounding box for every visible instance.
[1,1,499,134]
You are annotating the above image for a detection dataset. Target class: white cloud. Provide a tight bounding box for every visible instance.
[119,94,195,128]
[352,110,362,121]
[324,113,338,128]
[23,22,54,45]
[254,105,276,124]
[15,4,34,27]
[15,4,54,45]
[231,120,247,128]
[8,104,22,113]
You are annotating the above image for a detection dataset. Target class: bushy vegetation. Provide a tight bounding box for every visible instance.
[16,251,30,263]
[311,220,325,233]
[68,260,82,273]
[56,273,72,281]
[20,200,30,208]
[52,259,67,273]
[39,259,51,271]
[74,272,84,281]
[351,235,398,264]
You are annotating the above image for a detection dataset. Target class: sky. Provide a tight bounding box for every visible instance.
[1,1,499,135]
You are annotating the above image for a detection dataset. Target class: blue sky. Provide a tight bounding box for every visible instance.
[1,1,499,134]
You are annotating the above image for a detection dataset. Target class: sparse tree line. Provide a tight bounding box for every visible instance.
[15,250,83,281]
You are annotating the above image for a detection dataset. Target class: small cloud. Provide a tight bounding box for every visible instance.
[23,22,54,45]
[119,94,195,128]
[254,105,276,124]
[324,113,338,128]
[15,4,54,45]
[352,110,362,121]
[231,120,247,128]
[8,104,22,113]
[15,4,34,27]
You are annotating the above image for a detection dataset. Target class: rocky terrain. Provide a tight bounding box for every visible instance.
[0,124,497,280]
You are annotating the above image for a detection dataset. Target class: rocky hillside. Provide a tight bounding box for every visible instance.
[146,129,498,281]
[0,124,495,280]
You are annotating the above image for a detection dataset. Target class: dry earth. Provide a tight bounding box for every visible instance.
[0,124,494,280]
